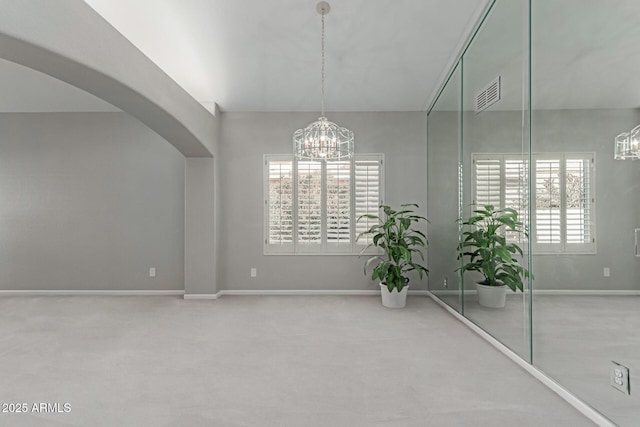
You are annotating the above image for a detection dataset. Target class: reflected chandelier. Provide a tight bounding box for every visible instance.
[614,124,640,160]
[293,1,354,161]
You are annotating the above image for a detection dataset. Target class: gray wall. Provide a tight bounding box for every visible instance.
[429,108,640,291]
[218,111,428,291]
[427,111,461,299]
[0,112,185,290]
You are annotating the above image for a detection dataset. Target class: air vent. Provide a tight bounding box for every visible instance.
[475,76,501,113]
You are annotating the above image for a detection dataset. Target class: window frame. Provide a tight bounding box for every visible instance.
[471,152,596,255]
[264,153,385,255]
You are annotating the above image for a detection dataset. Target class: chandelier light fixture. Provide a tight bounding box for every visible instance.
[293,1,354,161]
[614,124,640,160]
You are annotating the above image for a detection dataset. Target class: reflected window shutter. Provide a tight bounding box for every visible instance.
[535,158,562,244]
[474,158,502,208]
[266,158,293,249]
[355,157,381,246]
[297,161,323,245]
[565,157,592,245]
[504,158,528,241]
[326,161,351,244]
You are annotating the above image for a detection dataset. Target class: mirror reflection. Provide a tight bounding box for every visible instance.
[531,0,640,424]
[428,0,640,424]
[428,63,462,313]
[460,0,531,361]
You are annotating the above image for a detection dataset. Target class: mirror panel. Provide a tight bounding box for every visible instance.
[428,64,463,313]
[429,1,640,423]
[531,0,640,424]
[461,0,531,361]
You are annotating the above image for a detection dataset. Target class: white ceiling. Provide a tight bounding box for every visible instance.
[11,0,638,114]
[0,0,490,113]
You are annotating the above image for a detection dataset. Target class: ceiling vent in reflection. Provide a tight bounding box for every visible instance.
[475,76,501,113]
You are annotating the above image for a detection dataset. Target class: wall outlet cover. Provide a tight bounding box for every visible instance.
[611,361,630,395]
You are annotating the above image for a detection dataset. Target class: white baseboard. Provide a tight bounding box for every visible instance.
[184,289,430,299]
[430,289,640,297]
[530,289,640,296]
[427,291,615,427]
[0,289,430,299]
[3,288,633,299]
[221,289,379,296]
[183,293,219,300]
[429,290,462,296]
[0,290,184,297]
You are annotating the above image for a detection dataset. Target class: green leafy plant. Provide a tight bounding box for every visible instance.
[457,204,531,291]
[357,204,429,292]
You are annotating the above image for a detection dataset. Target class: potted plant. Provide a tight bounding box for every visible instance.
[357,204,429,308]
[457,204,530,308]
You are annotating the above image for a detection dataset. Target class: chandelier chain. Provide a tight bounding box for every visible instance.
[321,11,325,117]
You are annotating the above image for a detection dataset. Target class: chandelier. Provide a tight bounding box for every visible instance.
[293,1,354,161]
[614,124,640,160]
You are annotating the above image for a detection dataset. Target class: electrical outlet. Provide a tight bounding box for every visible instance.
[603,267,610,277]
[149,267,156,278]
[443,277,448,289]
[611,361,630,395]
[250,268,257,278]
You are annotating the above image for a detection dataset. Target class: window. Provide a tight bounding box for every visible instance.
[472,153,595,254]
[264,154,384,254]
[474,155,529,242]
[533,153,595,253]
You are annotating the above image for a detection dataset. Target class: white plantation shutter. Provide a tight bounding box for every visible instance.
[355,156,383,248]
[297,161,323,250]
[264,154,384,254]
[265,157,294,252]
[473,157,502,207]
[473,152,595,254]
[504,158,528,243]
[326,161,351,249]
[534,157,562,248]
[473,154,528,243]
[533,153,595,253]
[564,155,595,252]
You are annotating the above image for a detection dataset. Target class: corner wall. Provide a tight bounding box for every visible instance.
[218,111,428,291]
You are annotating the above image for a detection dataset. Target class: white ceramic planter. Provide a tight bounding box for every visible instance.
[380,283,409,308]
[476,282,507,308]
